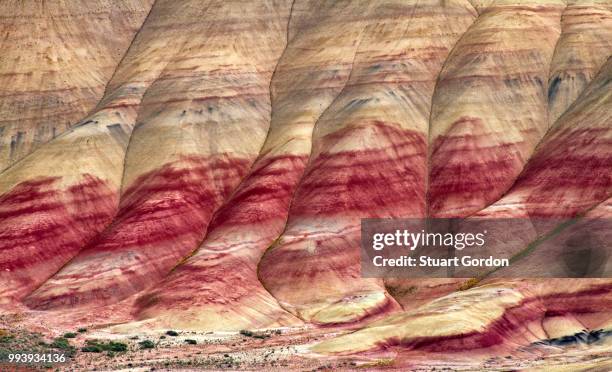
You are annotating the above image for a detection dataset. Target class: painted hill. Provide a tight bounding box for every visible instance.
[0,0,610,366]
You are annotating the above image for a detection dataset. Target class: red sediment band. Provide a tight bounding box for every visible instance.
[135,254,259,311]
[260,232,399,326]
[89,155,250,253]
[134,155,309,314]
[25,155,250,309]
[260,233,363,283]
[0,177,61,221]
[539,284,612,317]
[428,116,530,217]
[381,300,544,353]
[313,294,399,329]
[142,121,428,317]
[291,121,426,217]
[0,174,116,298]
[259,122,426,323]
[516,127,611,217]
[372,284,612,354]
[208,154,309,229]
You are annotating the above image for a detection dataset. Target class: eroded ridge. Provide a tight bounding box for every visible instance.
[428,0,565,218]
[259,0,477,326]
[23,0,292,311]
[130,0,378,331]
[0,0,206,307]
[0,0,154,171]
[548,0,612,124]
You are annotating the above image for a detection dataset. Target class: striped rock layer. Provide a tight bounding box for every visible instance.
[548,1,612,124]
[313,49,612,356]
[313,280,612,358]
[259,0,477,325]
[477,56,612,219]
[386,0,578,308]
[466,59,612,281]
[0,0,153,171]
[428,0,564,218]
[24,0,293,311]
[0,0,210,306]
[130,0,377,331]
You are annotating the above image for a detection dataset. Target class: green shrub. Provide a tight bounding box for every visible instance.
[63,332,77,338]
[166,330,179,336]
[107,342,128,352]
[83,340,128,352]
[77,328,87,333]
[50,337,71,350]
[239,329,269,339]
[48,337,76,357]
[184,339,197,345]
[81,345,102,353]
[139,340,155,349]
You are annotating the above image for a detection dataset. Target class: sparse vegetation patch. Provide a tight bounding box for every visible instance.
[81,340,128,353]
[139,340,155,349]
